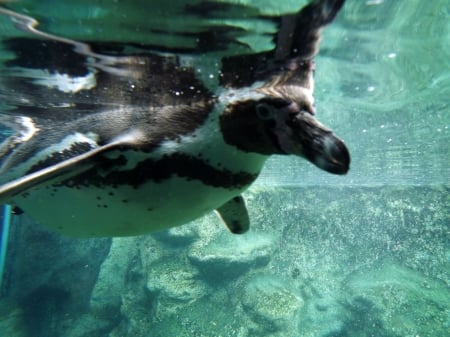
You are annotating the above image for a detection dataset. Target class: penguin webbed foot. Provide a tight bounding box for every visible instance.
[215,195,250,234]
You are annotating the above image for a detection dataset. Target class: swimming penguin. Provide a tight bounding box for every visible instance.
[0,0,349,237]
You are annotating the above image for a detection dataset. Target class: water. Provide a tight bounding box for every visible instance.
[260,1,450,186]
[0,1,449,337]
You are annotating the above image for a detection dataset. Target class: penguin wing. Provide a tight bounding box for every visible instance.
[0,129,143,204]
[219,0,345,89]
[215,195,250,234]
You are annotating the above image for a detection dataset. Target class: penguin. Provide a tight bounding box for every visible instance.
[0,0,349,237]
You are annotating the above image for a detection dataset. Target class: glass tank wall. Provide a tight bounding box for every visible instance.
[0,1,448,337]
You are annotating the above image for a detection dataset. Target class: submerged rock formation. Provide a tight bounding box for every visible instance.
[242,274,303,334]
[1,186,449,337]
[343,262,450,337]
[188,231,274,281]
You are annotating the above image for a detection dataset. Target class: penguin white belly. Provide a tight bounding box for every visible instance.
[14,177,249,237]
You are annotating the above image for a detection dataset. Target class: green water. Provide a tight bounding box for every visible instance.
[261,1,450,186]
[0,1,449,337]
[2,0,448,185]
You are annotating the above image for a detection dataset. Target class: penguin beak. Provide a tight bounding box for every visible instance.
[284,111,350,175]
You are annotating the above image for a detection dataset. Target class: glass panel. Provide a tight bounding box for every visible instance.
[0,1,448,337]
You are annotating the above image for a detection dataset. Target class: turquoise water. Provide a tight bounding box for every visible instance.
[0,1,449,337]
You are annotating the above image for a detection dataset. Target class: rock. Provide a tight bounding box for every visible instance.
[241,274,303,334]
[90,237,139,319]
[5,216,110,313]
[65,313,112,337]
[147,260,207,302]
[151,223,199,246]
[343,261,450,337]
[188,231,274,281]
[298,295,346,337]
[0,300,26,337]
[146,256,208,320]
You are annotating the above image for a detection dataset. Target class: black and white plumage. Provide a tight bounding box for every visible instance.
[0,0,349,237]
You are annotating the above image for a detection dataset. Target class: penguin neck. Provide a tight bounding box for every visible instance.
[152,100,269,176]
[199,104,270,175]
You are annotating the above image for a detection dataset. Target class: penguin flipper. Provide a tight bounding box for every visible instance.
[220,0,345,88]
[215,195,250,234]
[0,130,143,204]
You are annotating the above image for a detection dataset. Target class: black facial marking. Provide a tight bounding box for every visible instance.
[220,100,282,155]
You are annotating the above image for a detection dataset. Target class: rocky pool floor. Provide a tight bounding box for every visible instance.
[1,186,449,337]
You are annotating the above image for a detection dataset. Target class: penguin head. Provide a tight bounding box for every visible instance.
[220,84,350,175]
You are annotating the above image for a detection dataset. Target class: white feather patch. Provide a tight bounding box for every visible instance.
[16,116,39,141]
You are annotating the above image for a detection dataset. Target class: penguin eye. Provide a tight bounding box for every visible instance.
[256,103,275,120]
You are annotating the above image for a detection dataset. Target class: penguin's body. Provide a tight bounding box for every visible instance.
[0,0,349,237]
[1,103,266,237]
